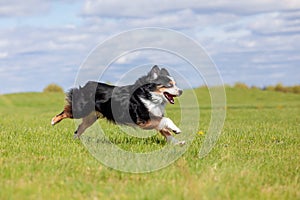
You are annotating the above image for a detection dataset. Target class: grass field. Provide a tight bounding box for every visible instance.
[0,88,299,199]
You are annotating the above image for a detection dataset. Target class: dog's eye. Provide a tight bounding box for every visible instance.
[165,83,173,88]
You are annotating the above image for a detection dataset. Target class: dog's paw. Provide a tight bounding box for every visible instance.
[166,136,185,146]
[175,140,186,146]
[51,118,56,126]
[73,131,80,139]
[172,128,181,134]
[73,134,80,139]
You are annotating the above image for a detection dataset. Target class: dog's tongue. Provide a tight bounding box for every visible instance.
[164,93,175,104]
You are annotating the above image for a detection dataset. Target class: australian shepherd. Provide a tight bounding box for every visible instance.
[51,66,185,145]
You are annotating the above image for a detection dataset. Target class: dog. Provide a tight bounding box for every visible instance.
[51,65,185,145]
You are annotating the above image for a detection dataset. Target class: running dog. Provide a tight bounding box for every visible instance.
[51,66,185,145]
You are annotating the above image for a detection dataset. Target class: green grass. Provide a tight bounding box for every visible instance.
[0,89,299,199]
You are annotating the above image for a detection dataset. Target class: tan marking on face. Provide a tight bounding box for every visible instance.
[169,80,176,85]
[153,85,165,94]
[154,82,175,94]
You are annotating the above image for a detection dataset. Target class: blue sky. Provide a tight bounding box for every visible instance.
[0,0,299,93]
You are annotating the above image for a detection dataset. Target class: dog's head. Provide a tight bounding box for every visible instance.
[146,65,183,104]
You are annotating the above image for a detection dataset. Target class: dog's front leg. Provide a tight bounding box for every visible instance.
[159,129,185,146]
[157,117,185,146]
[158,117,181,134]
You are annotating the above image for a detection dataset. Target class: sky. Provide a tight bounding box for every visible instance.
[0,0,299,94]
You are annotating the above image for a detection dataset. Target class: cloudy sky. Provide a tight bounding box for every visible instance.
[0,0,299,93]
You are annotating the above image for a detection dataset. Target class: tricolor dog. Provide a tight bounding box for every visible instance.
[51,66,185,145]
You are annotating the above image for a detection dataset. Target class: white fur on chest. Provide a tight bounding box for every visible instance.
[140,93,166,117]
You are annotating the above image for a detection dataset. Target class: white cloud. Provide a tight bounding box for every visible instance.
[0,0,50,17]
[82,0,300,17]
[0,52,8,58]
[248,11,300,35]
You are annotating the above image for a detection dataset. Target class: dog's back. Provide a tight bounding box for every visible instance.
[68,81,114,119]
[66,81,140,124]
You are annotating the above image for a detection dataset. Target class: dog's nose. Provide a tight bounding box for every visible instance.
[178,89,183,96]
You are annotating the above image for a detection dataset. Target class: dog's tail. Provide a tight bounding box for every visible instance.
[66,81,98,119]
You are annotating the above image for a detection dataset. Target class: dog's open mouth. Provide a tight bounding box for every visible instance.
[164,92,176,104]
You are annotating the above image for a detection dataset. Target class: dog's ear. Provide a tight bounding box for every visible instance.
[148,65,160,80]
[160,68,170,76]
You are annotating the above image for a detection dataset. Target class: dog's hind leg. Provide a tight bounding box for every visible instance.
[74,112,101,138]
[51,105,73,125]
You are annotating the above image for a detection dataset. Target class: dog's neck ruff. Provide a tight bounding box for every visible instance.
[140,92,166,117]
